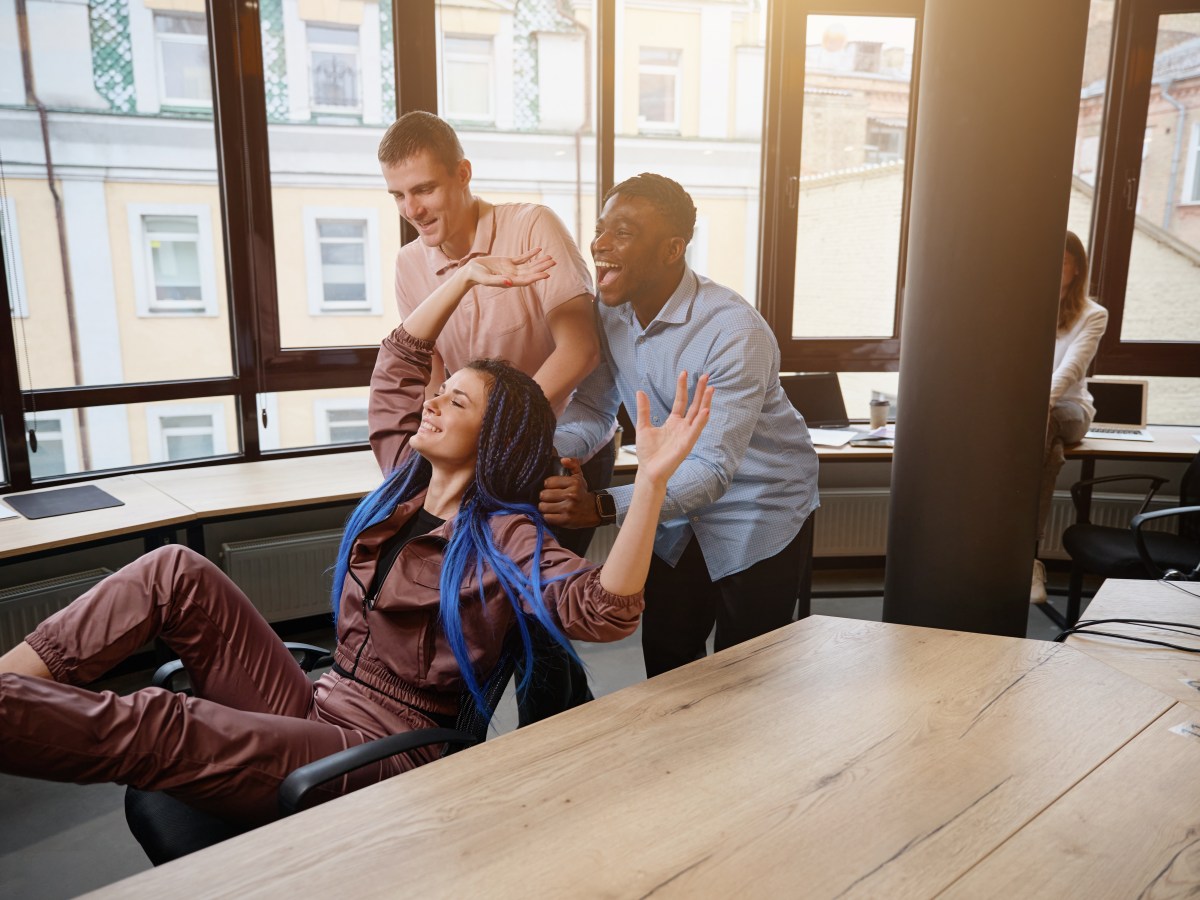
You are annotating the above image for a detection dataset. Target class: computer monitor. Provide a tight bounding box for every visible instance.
[779,373,850,428]
[1086,379,1148,429]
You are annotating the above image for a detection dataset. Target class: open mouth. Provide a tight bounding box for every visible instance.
[418,417,442,434]
[595,261,622,288]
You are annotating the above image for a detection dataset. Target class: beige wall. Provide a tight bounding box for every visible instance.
[621,8,701,137]
[6,178,75,390]
[439,4,503,37]
[297,0,367,27]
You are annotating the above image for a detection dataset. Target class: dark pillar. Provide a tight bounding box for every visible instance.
[882,0,1090,635]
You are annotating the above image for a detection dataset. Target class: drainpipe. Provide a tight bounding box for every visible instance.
[1160,79,1186,233]
[559,0,591,243]
[14,0,92,470]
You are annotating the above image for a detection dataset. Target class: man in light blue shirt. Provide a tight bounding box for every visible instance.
[539,173,819,676]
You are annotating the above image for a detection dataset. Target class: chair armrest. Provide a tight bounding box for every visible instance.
[279,728,478,817]
[1131,506,1200,579]
[1069,474,1168,520]
[150,659,188,692]
[282,642,333,672]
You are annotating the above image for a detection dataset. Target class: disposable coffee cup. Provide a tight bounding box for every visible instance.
[869,400,889,430]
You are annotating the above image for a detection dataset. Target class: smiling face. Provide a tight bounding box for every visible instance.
[381,150,475,255]
[590,193,686,323]
[410,368,490,471]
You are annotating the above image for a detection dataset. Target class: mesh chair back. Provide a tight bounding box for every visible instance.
[448,631,519,750]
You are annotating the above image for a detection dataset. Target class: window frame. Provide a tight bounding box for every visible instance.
[25,410,81,481]
[1183,121,1200,206]
[127,204,219,318]
[440,33,495,124]
[301,207,381,316]
[758,0,924,374]
[314,396,370,446]
[145,402,228,464]
[153,11,214,109]
[637,46,683,134]
[307,23,363,115]
[1087,0,1200,379]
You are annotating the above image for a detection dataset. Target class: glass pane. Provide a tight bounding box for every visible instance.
[1121,13,1200,343]
[260,1,396,348]
[836,372,901,422]
[20,399,238,480]
[615,0,765,303]
[1068,1,1114,242]
[0,2,233,389]
[792,15,916,339]
[433,0,599,280]
[1144,376,1200,425]
[256,388,371,451]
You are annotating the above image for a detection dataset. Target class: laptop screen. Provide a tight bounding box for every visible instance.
[1087,379,1147,428]
[780,373,850,428]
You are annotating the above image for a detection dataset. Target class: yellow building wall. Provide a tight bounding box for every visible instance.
[297,0,367,27]
[440,4,503,37]
[6,179,75,391]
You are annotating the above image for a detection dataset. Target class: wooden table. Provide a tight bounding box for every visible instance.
[1064,577,1200,712]
[0,475,194,560]
[89,615,1184,899]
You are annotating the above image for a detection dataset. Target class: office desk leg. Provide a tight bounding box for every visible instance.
[185,524,206,557]
[1076,458,1096,524]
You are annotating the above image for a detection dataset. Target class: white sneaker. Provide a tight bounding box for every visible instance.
[1030,559,1047,605]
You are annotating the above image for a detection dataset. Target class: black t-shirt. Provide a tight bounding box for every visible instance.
[367,506,445,600]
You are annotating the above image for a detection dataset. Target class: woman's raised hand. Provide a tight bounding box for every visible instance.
[463,248,555,289]
[634,372,713,486]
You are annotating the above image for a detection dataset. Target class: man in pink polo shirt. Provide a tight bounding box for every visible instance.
[378,111,606,723]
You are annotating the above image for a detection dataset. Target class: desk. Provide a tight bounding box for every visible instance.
[91,616,1181,899]
[1064,577,1200,712]
[0,475,194,561]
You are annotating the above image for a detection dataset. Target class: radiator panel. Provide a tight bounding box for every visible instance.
[0,569,112,654]
[220,529,342,623]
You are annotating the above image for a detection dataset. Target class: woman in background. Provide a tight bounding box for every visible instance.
[1031,231,1108,603]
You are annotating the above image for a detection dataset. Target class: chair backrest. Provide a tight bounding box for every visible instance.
[1180,451,1200,543]
[446,631,519,751]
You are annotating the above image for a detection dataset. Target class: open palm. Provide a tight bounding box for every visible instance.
[635,372,713,485]
[464,248,556,289]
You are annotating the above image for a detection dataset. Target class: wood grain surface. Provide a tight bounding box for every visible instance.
[88,616,1174,900]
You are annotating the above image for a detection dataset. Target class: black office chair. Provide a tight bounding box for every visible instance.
[1059,451,1200,626]
[125,637,518,865]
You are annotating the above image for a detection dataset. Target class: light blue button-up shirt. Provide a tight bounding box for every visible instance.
[555,268,820,580]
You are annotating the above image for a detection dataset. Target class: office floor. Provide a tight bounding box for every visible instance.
[0,569,1071,899]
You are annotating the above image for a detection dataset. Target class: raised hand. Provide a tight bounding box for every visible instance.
[634,372,713,486]
[463,248,556,289]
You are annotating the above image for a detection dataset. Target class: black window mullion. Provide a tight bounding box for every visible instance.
[394,0,437,248]
[597,0,616,204]
[0,249,31,490]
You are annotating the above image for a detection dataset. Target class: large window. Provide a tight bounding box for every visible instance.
[3,0,1198,494]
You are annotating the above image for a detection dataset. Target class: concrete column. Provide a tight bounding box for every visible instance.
[881,0,1090,635]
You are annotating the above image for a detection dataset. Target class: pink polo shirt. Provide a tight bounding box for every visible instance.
[393,200,594,414]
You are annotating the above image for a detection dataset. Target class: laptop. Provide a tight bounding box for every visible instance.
[780,373,857,447]
[1084,379,1154,442]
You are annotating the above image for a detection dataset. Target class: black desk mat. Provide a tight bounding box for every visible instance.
[4,485,124,520]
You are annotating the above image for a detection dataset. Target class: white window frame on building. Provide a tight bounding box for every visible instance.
[153,11,212,108]
[684,215,710,277]
[1,197,28,318]
[302,207,381,316]
[638,46,683,134]
[307,24,362,115]
[25,411,81,480]
[145,402,228,463]
[314,397,370,445]
[1183,121,1200,205]
[127,204,219,317]
[441,34,495,124]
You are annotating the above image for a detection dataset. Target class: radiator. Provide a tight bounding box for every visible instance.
[220,529,342,623]
[0,568,112,654]
[581,489,1180,564]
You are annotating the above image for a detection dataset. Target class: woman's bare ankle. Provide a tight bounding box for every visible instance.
[0,642,53,679]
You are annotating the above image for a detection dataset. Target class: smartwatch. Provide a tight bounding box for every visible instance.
[593,490,617,526]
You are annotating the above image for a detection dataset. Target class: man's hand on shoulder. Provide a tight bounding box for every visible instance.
[538,457,601,528]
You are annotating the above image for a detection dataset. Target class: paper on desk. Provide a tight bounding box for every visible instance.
[808,428,860,448]
[1193,434,1200,445]
[0,501,19,520]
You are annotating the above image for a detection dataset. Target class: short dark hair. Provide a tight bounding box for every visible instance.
[604,173,696,243]
[377,111,464,174]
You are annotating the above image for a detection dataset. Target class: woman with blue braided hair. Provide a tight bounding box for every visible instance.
[0,248,712,827]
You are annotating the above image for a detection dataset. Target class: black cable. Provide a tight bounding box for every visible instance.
[1056,616,1200,652]
[1158,578,1200,600]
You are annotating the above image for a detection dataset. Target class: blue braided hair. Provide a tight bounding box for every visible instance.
[330,358,585,719]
